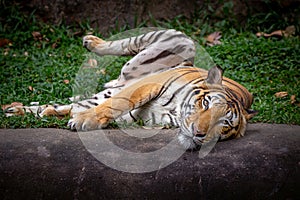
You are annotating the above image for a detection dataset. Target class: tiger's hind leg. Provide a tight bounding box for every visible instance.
[83,30,196,88]
[4,86,123,119]
[4,104,73,118]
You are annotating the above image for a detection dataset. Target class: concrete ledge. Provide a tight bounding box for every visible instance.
[0,123,299,199]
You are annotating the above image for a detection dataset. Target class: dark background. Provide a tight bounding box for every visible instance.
[8,0,300,34]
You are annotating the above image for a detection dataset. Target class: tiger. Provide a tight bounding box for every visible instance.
[5,29,257,149]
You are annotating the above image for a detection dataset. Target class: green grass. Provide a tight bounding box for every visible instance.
[0,3,299,128]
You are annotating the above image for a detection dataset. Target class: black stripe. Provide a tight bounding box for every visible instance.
[146,31,159,43]
[121,41,126,52]
[107,41,113,47]
[139,32,148,42]
[99,116,114,121]
[122,72,135,80]
[171,44,187,54]
[223,79,251,107]
[162,78,199,106]
[162,113,175,126]
[104,93,111,98]
[217,93,227,100]
[87,100,98,106]
[106,106,124,113]
[129,111,137,121]
[185,86,205,105]
[154,67,168,72]
[127,37,134,54]
[170,109,177,116]
[173,117,179,127]
[133,36,138,49]
[112,97,135,109]
[156,69,201,98]
[150,30,168,44]
[151,112,156,124]
[140,50,175,65]
[140,71,151,76]
[160,33,188,43]
[77,102,91,109]
[168,114,175,126]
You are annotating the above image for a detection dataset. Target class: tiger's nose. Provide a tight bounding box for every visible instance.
[193,124,206,137]
[195,131,206,138]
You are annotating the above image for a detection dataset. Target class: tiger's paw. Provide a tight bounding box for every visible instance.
[4,106,26,116]
[68,108,109,131]
[83,35,105,51]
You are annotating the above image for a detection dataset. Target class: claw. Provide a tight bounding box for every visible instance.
[82,123,86,131]
[5,107,16,113]
[67,119,75,130]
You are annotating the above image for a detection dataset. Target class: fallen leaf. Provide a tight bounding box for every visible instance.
[32,31,42,41]
[275,91,288,98]
[83,59,98,68]
[73,30,84,36]
[0,38,11,47]
[88,58,98,67]
[52,43,58,49]
[193,29,201,36]
[290,95,296,104]
[100,69,106,74]
[263,30,284,38]
[256,25,295,38]
[3,48,10,56]
[96,69,106,75]
[205,32,222,46]
[28,86,34,91]
[86,31,94,35]
[284,25,296,37]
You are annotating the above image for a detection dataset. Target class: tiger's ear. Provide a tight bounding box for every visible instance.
[206,66,223,85]
[244,109,259,120]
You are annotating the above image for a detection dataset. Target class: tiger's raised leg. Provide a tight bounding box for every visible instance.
[83,29,195,88]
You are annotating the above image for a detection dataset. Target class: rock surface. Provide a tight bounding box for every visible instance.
[0,123,299,199]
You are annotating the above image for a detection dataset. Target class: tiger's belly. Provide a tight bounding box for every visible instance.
[118,95,182,127]
[116,81,195,127]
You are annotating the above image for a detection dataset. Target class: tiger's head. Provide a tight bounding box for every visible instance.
[179,66,257,149]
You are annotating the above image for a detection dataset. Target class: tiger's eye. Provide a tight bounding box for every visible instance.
[193,90,200,95]
[202,99,209,109]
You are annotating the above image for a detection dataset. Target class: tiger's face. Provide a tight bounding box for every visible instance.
[179,66,256,149]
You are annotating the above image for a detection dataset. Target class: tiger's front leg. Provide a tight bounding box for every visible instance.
[68,83,163,131]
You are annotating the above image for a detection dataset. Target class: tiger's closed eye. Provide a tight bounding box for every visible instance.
[193,90,200,95]
[202,99,209,110]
